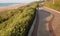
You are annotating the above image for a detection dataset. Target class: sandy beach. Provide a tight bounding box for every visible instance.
[0,3,28,12]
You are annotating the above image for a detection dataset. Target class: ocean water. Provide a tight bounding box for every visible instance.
[0,3,20,7]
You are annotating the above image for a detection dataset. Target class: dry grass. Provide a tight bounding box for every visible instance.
[45,0,60,11]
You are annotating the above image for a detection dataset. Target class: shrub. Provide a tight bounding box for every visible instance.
[0,2,37,36]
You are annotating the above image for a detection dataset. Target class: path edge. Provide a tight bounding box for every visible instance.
[28,11,37,36]
[43,6,60,13]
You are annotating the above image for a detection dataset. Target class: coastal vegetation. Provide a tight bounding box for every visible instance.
[45,0,60,11]
[0,2,37,36]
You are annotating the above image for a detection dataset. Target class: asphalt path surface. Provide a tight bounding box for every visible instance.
[32,7,52,36]
[43,7,60,36]
[31,7,60,36]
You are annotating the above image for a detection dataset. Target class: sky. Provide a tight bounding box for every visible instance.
[0,0,40,3]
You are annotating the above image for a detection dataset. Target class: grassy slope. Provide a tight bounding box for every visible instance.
[0,2,37,36]
[45,0,60,11]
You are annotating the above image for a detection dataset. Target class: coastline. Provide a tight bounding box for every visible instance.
[0,3,28,12]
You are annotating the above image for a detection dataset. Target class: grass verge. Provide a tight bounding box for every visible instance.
[45,0,60,11]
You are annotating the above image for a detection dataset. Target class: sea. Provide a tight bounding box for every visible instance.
[0,3,20,7]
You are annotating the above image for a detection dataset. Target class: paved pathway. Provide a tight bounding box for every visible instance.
[32,7,53,36]
[31,7,60,36]
[43,7,60,36]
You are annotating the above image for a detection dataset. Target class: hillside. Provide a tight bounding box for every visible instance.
[0,2,37,36]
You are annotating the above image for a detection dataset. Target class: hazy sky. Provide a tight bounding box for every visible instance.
[0,0,39,3]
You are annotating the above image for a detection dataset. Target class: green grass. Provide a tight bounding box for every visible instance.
[0,2,37,36]
[45,0,60,11]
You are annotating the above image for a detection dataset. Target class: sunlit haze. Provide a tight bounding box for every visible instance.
[0,0,40,3]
